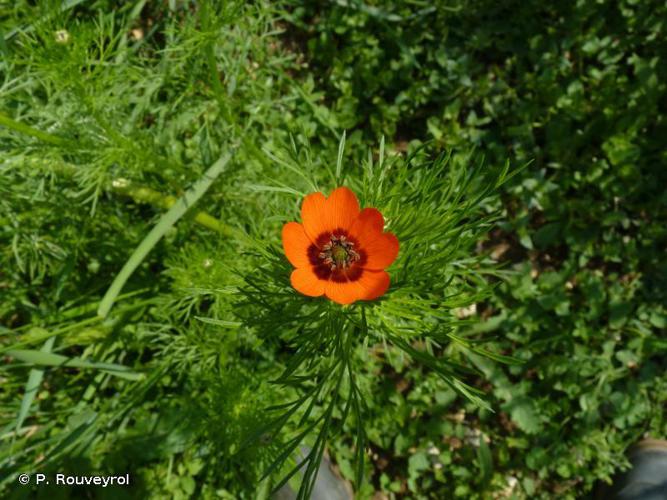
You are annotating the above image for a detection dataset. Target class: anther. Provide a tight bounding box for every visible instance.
[318,233,362,271]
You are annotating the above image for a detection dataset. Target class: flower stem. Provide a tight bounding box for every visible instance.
[110,180,235,236]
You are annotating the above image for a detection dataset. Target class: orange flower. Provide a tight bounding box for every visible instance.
[282,187,399,305]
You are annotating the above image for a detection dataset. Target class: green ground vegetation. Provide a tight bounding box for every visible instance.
[1,1,666,498]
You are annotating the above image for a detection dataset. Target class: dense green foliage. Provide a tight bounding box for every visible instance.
[1,1,665,499]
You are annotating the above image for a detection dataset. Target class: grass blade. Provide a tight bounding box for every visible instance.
[14,337,56,432]
[335,130,346,183]
[7,349,143,381]
[97,151,233,317]
[0,112,71,146]
[477,436,493,486]
[194,316,241,328]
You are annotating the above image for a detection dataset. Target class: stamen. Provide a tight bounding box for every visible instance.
[318,233,361,272]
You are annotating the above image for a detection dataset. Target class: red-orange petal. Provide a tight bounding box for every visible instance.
[324,280,358,305]
[290,267,325,297]
[361,232,399,270]
[353,269,390,301]
[301,192,328,242]
[325,187,360,232]
[324,269,391,304]
[282,222,312,268]
[350,207,385,239]
[302,187,361,241]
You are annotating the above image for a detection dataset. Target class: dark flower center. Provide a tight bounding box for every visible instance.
[318,234,360,270]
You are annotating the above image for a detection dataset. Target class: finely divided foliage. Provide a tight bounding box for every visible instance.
[1,1,665,499]
[0,2,503,496]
